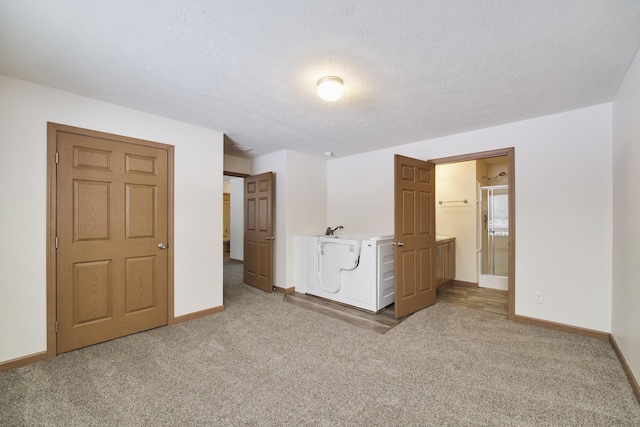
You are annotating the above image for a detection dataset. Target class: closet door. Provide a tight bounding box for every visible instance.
[54,124,170,354]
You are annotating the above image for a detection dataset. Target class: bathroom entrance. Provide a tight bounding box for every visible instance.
[432,148,515,320]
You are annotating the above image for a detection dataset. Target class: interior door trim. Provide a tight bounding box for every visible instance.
[222,171,250,178]
[428,147,515,321]
[46,123,175,359]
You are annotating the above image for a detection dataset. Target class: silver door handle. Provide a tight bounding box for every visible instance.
[266,236,275,240]
[393,242,404,246]
[158,243,168,250]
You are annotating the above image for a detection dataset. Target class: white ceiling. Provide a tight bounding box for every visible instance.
[1,1,639,159]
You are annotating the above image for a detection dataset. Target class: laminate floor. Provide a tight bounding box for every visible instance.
[283,292,407,334]
[225,256,407,334]
[437,284,508,316]
[285,284,508,334]
[226,256,507,332]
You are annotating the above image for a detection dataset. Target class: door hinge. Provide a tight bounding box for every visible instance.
[55,152,59,164]
[55,236,58,249]
[55,321,58,333]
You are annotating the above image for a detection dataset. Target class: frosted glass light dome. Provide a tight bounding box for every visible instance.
[317,76,344,102]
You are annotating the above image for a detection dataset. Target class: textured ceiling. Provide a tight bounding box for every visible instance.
[1,1,639,159]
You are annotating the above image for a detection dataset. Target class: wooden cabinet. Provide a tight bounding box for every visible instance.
[436,238,455,288]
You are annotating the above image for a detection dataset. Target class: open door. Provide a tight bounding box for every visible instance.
[243,172,274,292]
[394,155,437,318]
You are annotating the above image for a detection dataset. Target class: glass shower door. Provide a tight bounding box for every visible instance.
[482,185,508,276]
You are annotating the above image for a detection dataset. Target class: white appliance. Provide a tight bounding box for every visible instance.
[294,235,395,312]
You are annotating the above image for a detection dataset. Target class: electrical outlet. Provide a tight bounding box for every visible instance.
[534,292,544,304]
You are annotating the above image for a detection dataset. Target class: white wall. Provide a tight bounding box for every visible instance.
[252,150,327,289]
[327,157,394,235]
[0,75,224,364]
[612,48,640,383]
[435,161,478,283]
[285,151,327,288]
[224,154,251,175]
[328,104,612,332]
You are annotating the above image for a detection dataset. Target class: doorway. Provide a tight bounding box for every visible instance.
[221,171,275,293]
[432,148,515,320]
[223,173,247,263]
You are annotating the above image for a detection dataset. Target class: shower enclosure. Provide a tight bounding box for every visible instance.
[477,184,509,289]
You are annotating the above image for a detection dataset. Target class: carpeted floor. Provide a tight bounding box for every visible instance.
[1,260,639,426]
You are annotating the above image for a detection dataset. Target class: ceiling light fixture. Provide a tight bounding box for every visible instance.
[317,76,344,102]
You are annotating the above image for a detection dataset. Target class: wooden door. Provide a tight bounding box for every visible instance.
[55,126,169,353]
[394,155,437,318]
[223,193,231,241]
[243,172,274,292]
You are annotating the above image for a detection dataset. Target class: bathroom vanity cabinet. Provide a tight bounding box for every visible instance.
[436,237,456,288]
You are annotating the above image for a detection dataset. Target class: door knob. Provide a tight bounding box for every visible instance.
[158,243,168,250]
[265,236,275,241]
[394,242,404,246]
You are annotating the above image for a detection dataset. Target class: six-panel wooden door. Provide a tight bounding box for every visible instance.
[393,155,437,318]
[55,126,169,353]
[243,172,274,292]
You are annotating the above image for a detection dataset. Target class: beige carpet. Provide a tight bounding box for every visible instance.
[1,260,639,426]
